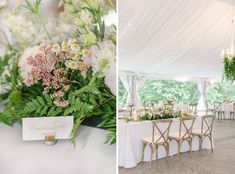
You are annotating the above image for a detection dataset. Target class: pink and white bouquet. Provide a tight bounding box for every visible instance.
[0,0,116,145]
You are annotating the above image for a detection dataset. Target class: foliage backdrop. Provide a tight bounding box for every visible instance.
[119,78,235,107]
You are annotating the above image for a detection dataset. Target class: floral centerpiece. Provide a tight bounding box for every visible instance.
[138,106,180,121]
[139,110,181,121]
[166,97,176,104]
[0,0,116,145]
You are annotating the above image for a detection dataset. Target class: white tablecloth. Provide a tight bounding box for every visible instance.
[119,117,213,168]
[0,124,116,174]
[223,103,233,119]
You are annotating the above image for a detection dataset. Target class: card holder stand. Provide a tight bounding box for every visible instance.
[44,134,57,146]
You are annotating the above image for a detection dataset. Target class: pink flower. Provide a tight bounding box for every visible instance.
[39,45,52,55]
[45,55,57,72]
[26,78,35,86]
[42,72,52,87]
[31,69,42,80]
[22,44,60,89]
[27,56,37,66]
[83,57,92,67]
[53,100,69,107]
[35,53,45,66]
[58,54,66,62]
[52,82,60,89]
[35,53,44,59]
[52,91,65,98]
[20,43,98,108]
[64,85,70,91]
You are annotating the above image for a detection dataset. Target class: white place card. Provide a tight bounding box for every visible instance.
[22,116,74,140]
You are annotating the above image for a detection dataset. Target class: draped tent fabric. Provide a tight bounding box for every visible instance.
[197,80,211,112]
[119,72,145,111]
[132,74,145,111]
[118,0,235,80]
[118,0,235,110]
[119,72,134,107]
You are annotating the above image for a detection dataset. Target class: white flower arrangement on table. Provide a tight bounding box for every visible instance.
[0,0,116,145]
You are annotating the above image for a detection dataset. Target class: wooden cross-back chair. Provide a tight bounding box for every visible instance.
[230,103,235,120]
[141,119,173,168]
[206,100,215,114]
[168,116,196,158]
[213,102,224,119]
[192,115,215,153]
[188,103,197,114]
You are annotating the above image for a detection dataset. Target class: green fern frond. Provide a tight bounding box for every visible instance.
[24,94,54,116]
[0,88,26,125]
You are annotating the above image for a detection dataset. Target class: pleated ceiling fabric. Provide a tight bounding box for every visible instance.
[118,0,235,80]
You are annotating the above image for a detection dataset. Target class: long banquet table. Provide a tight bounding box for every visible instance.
[119,117,214,168]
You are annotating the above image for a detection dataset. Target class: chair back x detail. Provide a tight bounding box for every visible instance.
[213,101,224,119]
[152,119,173,144]
[230,103,235,120]
[213,102,222,112]
[233,103,235,112]
[200,115,215,136]
[178,116,196,139]
[142,119,173,167]
[192,115,215,153]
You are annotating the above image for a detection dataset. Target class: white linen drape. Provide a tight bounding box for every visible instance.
[119,72,145,110]
[119,73,134,107]
[132,74,145,111]
[197,80,211,112]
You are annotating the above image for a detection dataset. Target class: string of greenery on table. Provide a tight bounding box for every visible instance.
[139,111,182,121]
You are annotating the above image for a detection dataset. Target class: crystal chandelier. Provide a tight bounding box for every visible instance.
[222,8,234,58]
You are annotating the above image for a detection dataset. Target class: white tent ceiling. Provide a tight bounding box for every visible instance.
[118,0,235,80]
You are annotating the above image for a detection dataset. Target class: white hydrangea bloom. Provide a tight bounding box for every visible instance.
[3,13,35,45]
[90,40,115,76]
[90,40,116,93]
[104,61,116,95]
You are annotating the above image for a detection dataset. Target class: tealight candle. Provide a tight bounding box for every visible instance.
[132,111,138,121]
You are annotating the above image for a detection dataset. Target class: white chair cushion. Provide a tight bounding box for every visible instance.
[192,129,210,135]
[192,129,203,135]
[169,132,190,139]
[142,136,165,144]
